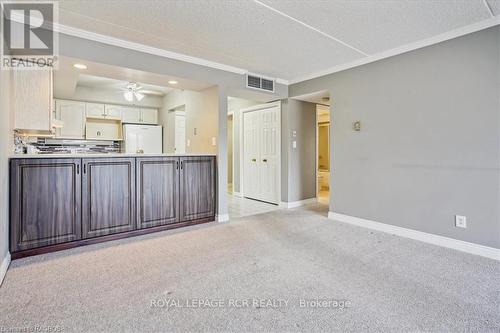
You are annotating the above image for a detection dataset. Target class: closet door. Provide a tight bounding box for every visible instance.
[259,106,279,204]
[243,106,280,204]
[243,110,260,201]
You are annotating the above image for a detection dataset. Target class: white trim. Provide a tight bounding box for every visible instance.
[216,214,230,223]
[232,191,242,198]
[253,0,368,56]
[280,198,317,209]
[328,212,500,261]
[50,23,295,86]
[239,101,282,205]
[0,252,11,287]
[289,16,500,84]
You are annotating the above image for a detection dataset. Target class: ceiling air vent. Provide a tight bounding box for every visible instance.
[246,74,275,92]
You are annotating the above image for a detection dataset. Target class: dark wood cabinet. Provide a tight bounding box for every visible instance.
[10,155,215,258]
[82,158,136,238]
[179,156,216,222]
[136,157,179,228]
[10,158,82,252]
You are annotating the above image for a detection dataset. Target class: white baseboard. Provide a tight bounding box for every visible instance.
[280,198,317,209]
[328,212,500,261]
[216,214,230,223]
[0,252,11,286]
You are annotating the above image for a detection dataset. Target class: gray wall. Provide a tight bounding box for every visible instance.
[281,99,317,202]
[290,27,500,248]
[159,87,219,154]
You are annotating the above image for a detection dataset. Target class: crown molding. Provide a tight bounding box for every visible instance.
[289,16,500,85]
[57,23,291,86]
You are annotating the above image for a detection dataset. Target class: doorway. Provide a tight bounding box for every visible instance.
[227,113,233,193]
[173,106,186,154]
[316,104,330,204]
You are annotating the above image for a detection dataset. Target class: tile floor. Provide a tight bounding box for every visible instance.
[228,194,281,218]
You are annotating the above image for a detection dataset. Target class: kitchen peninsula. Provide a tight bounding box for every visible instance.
[9,154,216,258]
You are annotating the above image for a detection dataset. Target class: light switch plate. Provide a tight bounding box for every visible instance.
[212,137,216,146]
[187,139,190,147]
[292,141,297,149]
[455,215,467,228]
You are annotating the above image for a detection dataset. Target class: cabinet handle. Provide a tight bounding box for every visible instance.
[176,161,179,170]
[251,158,256,162]
[77,165,80,174]
[83,164,86,174]
[180,161,183,170]
[262,159,268,163]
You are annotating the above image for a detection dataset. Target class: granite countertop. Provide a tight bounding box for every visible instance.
[9,153,217,159]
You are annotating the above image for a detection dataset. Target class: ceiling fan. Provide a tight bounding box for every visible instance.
[121,82,145,102]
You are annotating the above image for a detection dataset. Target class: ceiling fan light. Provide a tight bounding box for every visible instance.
[135,92,145,101]
[124,91,134,102]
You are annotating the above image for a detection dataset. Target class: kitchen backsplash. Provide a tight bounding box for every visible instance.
[14,134,122,154]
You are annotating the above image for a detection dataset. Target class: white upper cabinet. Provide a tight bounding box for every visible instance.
[121,107,157,124]
[55,100,86,139]
[12,68,53,133]
[140,108,158,124]
[104,104,123,120]
[85,103,106,119]
[121,106,141,123]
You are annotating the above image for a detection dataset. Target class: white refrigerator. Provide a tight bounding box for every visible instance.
[123,124,163,154]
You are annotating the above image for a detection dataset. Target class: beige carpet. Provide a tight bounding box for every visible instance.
[1,204,499,332]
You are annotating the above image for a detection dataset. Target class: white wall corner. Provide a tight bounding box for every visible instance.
[0,252,11,287]
[328,212,500,261]
[280,197,317,209]
[216,214,230,223]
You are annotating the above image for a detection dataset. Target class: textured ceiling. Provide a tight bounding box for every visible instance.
[57,0,499,82]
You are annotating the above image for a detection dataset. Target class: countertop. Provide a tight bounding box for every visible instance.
[9,153,217,159]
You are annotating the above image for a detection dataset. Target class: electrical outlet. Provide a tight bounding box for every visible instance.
[455,215,467,228]
[212,137,216,146]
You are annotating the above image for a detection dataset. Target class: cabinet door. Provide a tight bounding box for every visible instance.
[55,100,86,139]
[104,104,123,120]
[12,68,53,132]
[86,103,106,119]
[140,108,158,124]
[136,157,179,228]
[179,156,216,222]
[121,107,141,123]
[10,158,82,252]
[82,158,135,238]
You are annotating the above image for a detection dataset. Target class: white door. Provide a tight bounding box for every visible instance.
[56,100,86,139]
[140,108,158,124]
[259,107,279,203]
[243,111,260,200]
[175,113,186,154]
